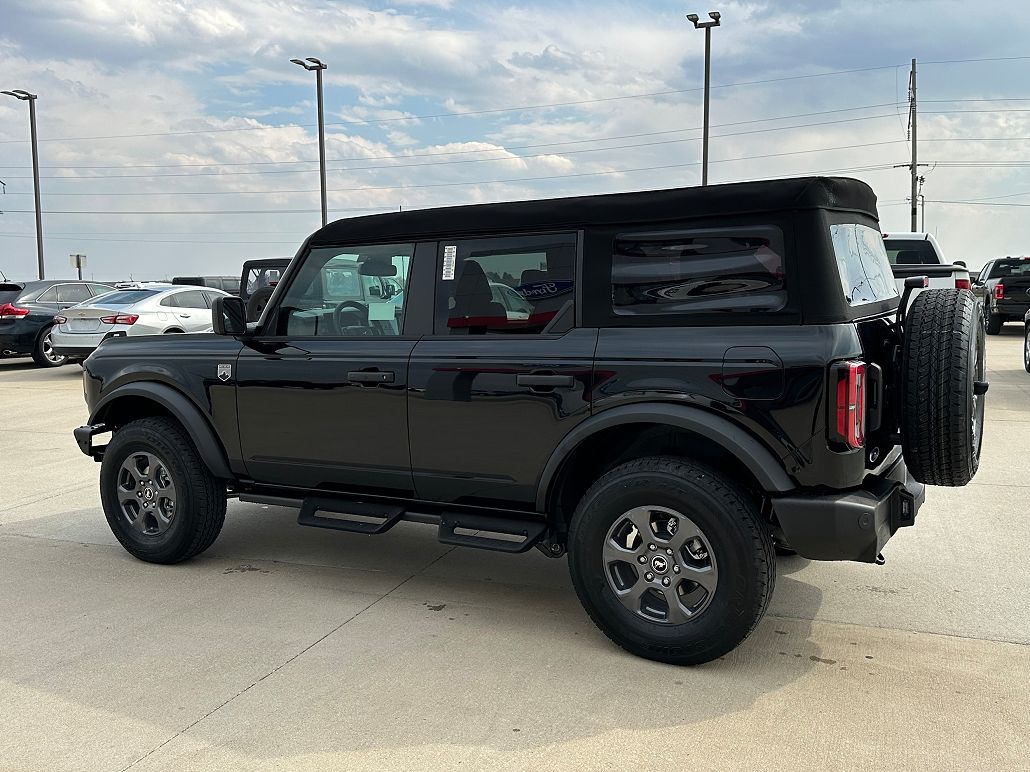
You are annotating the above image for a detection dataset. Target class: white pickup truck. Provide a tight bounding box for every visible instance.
[883,232,971,301]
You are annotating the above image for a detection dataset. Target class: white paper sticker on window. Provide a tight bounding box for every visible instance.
[442,245,457,280]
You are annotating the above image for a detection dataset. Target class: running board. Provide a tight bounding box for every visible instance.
[438,512,547,554]
[297,497,405,535]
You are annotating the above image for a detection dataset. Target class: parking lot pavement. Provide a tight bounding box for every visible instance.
[1,336,1028,772]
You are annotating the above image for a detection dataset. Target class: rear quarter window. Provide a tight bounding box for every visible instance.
[612,227,786,316]
[830,224,899,306]
[884,239,940,265]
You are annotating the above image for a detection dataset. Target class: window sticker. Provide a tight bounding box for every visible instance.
[442,245,457,280]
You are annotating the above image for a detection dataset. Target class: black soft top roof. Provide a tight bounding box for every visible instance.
[310,176,877,246]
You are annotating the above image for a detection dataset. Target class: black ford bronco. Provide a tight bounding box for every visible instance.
[74,177,987,665]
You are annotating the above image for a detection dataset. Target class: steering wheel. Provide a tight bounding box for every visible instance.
[333,300,373,335]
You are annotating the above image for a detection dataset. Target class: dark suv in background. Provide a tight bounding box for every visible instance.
[0,280,115,367]
[73,177,986,665]
[972,256,1030,334]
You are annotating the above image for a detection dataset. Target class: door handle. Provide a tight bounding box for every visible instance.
[516,372,574,390]
[179,313,191,318]
[347,370,395,385]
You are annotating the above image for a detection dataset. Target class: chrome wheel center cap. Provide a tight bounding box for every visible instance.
[143,488,154,501]
[650,555,669,574]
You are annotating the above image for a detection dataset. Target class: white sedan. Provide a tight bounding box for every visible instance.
[51,284,228,360]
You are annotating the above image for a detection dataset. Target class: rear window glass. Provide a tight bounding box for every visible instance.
[986,259,1030,279]
[830,224,899,306]
[91,290,158,306]
[0,288,24,305]
[612,227,786,315]
[884,239,940,265]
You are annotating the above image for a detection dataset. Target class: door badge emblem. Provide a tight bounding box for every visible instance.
[217,364,232,382]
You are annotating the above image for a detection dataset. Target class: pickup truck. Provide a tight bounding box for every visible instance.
[972,256,1030,334]
[883,233,971,303]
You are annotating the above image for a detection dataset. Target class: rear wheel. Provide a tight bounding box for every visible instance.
[1024,325,1030,373]
[901,289,986,486]
[984,304,1002,335]
[101,417,226,563]
[31,326,67,367]
[568,456,775,665]
[247,286,275,321]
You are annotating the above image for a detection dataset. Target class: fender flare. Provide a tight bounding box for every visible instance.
[90,382,233,480]
[536,403,797,511]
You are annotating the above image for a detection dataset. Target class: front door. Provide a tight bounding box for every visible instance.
[235,242,418,495]
[407,232,594,508]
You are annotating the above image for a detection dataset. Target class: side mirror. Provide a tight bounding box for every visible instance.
[212,295,248,336]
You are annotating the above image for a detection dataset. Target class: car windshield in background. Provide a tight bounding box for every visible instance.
[987,259,1030,279]
[88,290,160,306]
[830,223,899,306]
[884,239,939,265]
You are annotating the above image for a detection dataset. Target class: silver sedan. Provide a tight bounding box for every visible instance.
[51,284,228,360]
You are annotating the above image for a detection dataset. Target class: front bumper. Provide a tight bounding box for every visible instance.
[771,455,924,563]
[74,423,109,460]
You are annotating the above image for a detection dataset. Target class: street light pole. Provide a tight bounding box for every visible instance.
[290,57,329,227]
[2,89,44,279]
[686,11,721,186]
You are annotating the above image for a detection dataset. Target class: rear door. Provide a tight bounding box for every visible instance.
[168,289,212,332]
[407,232,594,508]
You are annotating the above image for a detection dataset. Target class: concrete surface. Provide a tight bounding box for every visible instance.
[0,330,1028,772]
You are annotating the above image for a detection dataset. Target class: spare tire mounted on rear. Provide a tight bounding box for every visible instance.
[899,288,987,486]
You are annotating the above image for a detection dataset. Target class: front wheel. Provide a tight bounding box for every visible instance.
[101,417,226,564]
[31,326,67,367]
[568,456,775,665]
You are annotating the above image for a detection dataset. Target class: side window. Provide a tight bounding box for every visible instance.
[612,227,786,316]
[435,233,577,335]
[88,283,115,297]
[273,243,413,337]
[160,294,178,308]
[37,286,59,303]
[57,284,93,303]
[201,290,222,308]
[173,290,209,309]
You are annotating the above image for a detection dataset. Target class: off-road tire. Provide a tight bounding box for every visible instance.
[101,417,226,563]
[568,456,775,665]
[901,289,985,486]
[31,326,66,367]
[247,286,275,322]
[984,304,1002,335]
[1024,325,1030,374]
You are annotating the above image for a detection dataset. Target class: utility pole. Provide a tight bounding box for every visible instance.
[290,57,329,228]
[917,175,926,231]
[686,11,721,186]
[908,59,918,231]
[2,89,44,278]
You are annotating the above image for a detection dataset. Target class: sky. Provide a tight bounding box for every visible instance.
[2,0,1030,280]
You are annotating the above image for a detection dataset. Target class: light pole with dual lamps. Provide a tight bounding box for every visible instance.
[1,89,45,279]
[290,57,329,228]
[686,11,721,186]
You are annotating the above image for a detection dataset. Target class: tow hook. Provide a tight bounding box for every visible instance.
[875,553,886,566]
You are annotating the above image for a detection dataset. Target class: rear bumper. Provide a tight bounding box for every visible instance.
[52,329,126,358]
[771,455,924,563]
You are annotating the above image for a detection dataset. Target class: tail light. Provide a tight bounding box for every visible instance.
[54,315,68,324]
[0,302,30,320]
[99,313,139,325]
[832,361,866,450]
[994,283,1005,300]
[955,278,971,291]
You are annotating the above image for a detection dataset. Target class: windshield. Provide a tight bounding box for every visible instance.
[987,259,1030,279]
[88,289,159,306]
[884,239,940,265]
[830,223,899,306]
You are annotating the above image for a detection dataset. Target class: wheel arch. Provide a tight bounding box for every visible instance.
[91,382,233,480]
[537,404,796,522]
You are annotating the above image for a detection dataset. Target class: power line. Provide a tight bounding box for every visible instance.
[0,64,907,146]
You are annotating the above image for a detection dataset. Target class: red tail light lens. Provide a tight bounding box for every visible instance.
[99,313,139,325]
[955,278,971,291]
[0,302,30,320]
[833,361,866,450]
[54,315,68,324]
[995,283,1005,300]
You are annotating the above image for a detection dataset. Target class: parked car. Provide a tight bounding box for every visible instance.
[73,177,986,665]
[51,285,228,361]
[171,276,241,294]
[0,280,116,367]
[972,256,1030,334]
[239,258,291,321]
[883,232,971,303]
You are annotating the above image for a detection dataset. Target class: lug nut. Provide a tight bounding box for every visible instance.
[638,555,647,564]
[662,577,671,587]
[648,543,657,551]
[645,572,654,581]
[666,548,673,555]
[673,565,680,573]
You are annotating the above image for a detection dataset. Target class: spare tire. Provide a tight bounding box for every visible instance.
[246,286,275,321]
[900,289,987,486]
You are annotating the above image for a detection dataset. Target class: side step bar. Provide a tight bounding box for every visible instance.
[247,493,550,554]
